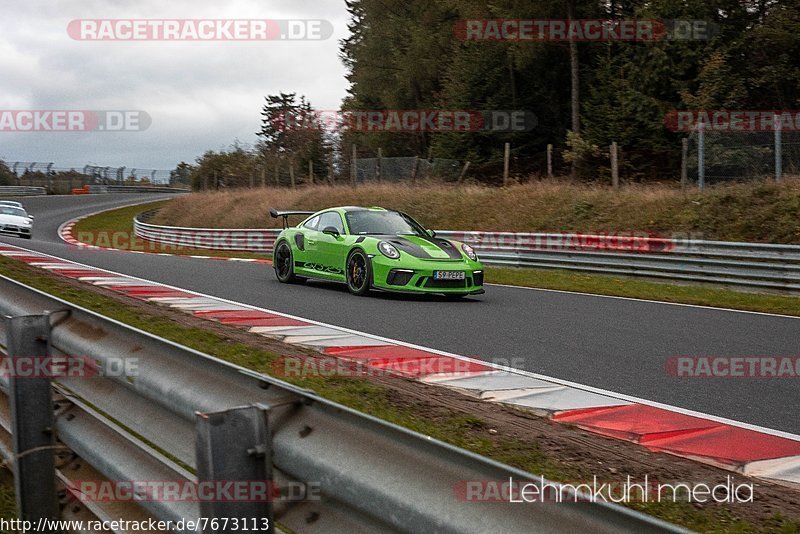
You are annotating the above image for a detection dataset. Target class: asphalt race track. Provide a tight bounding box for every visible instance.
[3,194,799,434]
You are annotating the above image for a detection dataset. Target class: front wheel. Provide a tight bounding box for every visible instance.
[346,250,372,296]
[274,241,302,283]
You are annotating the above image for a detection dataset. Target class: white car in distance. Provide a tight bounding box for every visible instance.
[0,205,33,239]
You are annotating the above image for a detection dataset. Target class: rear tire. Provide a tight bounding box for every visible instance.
[274,241,303,283]
[346,250,372,296]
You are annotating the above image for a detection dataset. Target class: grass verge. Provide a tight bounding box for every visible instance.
[150,181,800,244]
[0,255,798,532]
[71,201,270,260]
[487,268,800,316]
[0,470,15,528]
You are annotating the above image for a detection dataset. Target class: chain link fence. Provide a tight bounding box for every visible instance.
[1,161,175,194]
[353,157,462,183]
[686,130,800,187]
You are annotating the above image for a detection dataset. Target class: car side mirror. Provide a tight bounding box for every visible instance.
[427,229,436,238]
[322,226,340,238]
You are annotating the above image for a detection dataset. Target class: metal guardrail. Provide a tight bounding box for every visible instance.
[0,186,47,197]
[0,275,680,533]
[89,185,190,194]
[133,211,800,293]
[134,210,279,252]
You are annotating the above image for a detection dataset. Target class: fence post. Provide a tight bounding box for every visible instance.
[458,161,471,183]
[195,406,273,533]
[289,164,296,189]
[328,160,334,186]
[351,144,357,186]
[610,142,619,189]
[6,315,59,524]
[546,144,553,178]
[308,160,314,185]
[503,142,510,186]
[775,117,782,183]
[261,167,266,188]
[377,148,383,182]
[697,124,705,190]
[680,138,688,190]
[274,162,280,187]
[410,156,419,183]
[250,169,255,189]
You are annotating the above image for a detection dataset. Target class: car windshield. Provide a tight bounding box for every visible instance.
[0,207,27,218]
[345,210,427,236]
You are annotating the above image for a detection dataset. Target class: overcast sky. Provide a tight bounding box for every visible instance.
[0,0,350,170]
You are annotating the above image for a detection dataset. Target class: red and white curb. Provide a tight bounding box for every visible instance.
[2,241,800,488]
[58,216,272,265]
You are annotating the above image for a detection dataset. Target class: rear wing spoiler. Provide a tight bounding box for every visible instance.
[269,208,316,229]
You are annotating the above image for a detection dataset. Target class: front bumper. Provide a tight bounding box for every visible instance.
[370,255,484,295]
[0,225,32,238]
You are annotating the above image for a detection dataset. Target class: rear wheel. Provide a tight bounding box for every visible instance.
[346,250,372,296]
[274,241,303,283]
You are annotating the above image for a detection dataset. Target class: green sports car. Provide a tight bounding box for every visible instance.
[270,206,484,297]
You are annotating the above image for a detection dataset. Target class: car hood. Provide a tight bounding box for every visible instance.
[0,214,30,226]
[375,234,464,260]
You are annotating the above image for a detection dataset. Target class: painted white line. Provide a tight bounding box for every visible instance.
[4,241,800,443]
[487,282,800,320]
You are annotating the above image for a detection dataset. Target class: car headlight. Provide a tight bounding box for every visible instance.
[378,241,400,259]
[461,243,477,261]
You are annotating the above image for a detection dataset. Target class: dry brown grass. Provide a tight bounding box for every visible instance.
[152,178,800,243]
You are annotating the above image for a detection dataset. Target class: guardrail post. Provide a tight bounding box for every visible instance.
[195,406,273,533]
[6,315,59,524]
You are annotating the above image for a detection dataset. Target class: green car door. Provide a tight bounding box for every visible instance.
[314,210,348,277]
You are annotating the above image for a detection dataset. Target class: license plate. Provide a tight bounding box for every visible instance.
[433,270,465,280]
